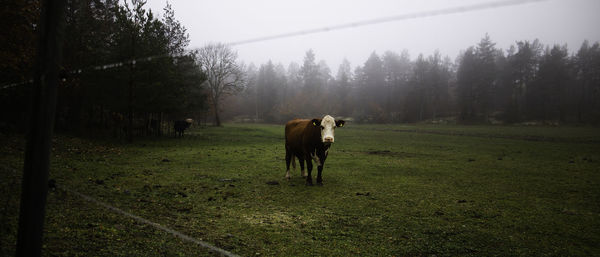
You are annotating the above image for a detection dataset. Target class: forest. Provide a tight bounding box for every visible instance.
[2,0,600,140]
[1,0,205,139]
[228,37,600,125]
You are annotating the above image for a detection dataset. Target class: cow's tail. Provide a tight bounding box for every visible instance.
[291,155,296,170]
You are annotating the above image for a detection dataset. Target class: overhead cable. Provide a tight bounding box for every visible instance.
[228,0,548,46]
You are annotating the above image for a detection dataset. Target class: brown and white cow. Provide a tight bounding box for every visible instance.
[284,115,345,186]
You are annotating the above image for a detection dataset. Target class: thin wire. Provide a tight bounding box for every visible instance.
[228,0,548,46]
[60,185,240,257]
[0,54,186,89]
[1,80,34,90]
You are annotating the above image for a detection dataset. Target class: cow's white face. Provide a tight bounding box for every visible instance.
[313,115,345,145]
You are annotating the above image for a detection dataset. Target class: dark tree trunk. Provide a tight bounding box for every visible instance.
[213,100,221,126]
[127,69,134,142]
[158,112,163,136]
[127,21,136,143]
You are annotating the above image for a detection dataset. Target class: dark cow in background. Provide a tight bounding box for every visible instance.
[285,115,345,186]
[174,118,193,137]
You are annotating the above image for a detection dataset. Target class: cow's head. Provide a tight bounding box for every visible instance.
[311,115,345,145]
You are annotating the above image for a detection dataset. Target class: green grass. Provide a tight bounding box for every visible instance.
[1,124,599,256]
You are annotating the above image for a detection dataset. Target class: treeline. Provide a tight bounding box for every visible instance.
[2,1,599,134]
[226,35,600,125]
[458,35,600,124]
[1,0,206,137]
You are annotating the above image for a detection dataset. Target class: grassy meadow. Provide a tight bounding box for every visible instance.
[1,123,599,256]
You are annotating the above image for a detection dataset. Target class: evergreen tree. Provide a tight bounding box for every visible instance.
[300,49,319,91]
[530,45,570,122]
[573,41,600,123]
[506,40,543,122]
[256,61,280,122]
[162,1,189,56]
[456,34,500,122]
[474,34,497,120]
[407,54,430,122]
[335,59,353,116]
[362,51,386,122]
[457,47,478,121]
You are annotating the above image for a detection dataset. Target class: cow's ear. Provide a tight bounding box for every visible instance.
[336,120,345,127]
[311,119,321,126]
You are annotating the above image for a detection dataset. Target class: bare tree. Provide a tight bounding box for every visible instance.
[196,43,244,126]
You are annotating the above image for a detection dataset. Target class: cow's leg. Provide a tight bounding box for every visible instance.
[298,155,306,177]
[310,151,322,166]
[316,166,324,186]
[316,153,327,186]
[305,159,313,186]
[285,149,292,179]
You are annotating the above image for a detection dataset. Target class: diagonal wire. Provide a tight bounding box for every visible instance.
[228,0,549,46]
[59,185,240,257]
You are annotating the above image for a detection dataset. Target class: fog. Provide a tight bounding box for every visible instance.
[2,0,599,137]
[147,0,600,72]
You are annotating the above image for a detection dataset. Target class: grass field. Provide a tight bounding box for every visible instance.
[1,123,599,256]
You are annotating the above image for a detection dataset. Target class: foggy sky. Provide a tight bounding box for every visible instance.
[147,0,600,72]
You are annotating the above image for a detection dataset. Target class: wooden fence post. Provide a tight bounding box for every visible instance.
[16,0,67,256]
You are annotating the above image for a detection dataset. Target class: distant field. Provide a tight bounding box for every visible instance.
[1,124,599,256]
